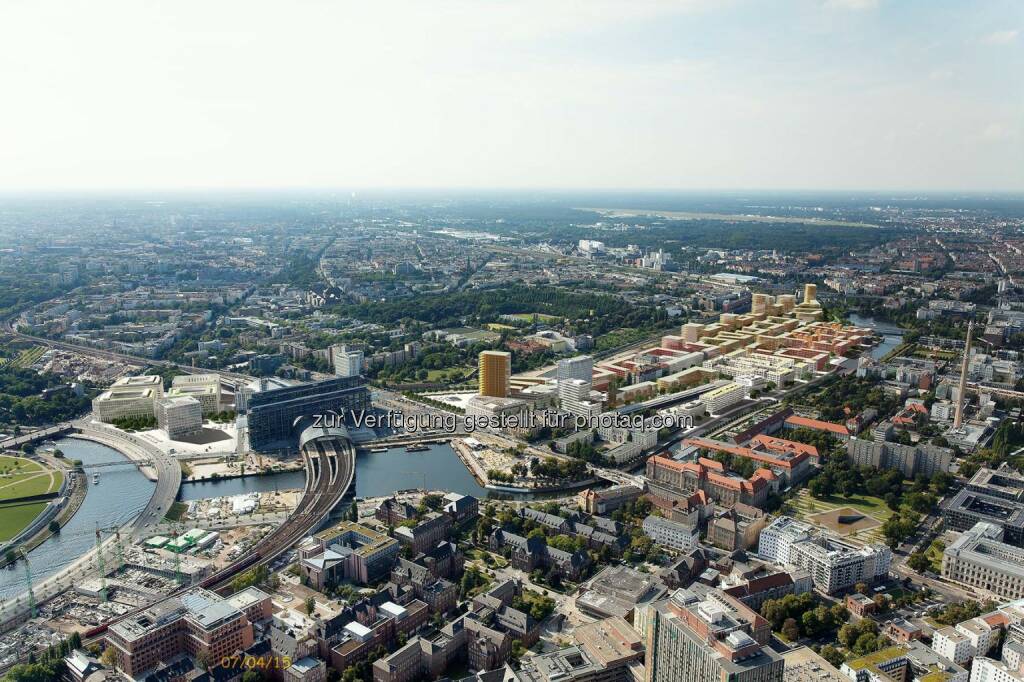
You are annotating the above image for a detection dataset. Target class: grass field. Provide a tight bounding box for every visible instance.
[786,489,892,545]
[426,368,470,382]
[508,312,560,324]
[0,455,63,502]
[0,500,48,541]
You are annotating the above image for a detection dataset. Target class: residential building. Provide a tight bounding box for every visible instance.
[932,627,974,666]
[758,517,891,595]
[700,382,746,414]
[846,437,952,479]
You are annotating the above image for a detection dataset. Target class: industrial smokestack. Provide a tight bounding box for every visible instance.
[953,321,974,430]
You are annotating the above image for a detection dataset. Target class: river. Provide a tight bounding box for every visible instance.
[178,443,489,501]
[0,438,155,601]
[0,441,492,600]
[849,313,904,360]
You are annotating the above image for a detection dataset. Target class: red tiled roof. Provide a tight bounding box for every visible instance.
[784,415,850,436]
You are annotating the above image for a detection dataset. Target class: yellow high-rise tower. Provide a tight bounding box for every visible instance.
[478,351,511,397]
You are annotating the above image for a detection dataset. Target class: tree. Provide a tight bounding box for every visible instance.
[781,618,801,642]
[907,552,930,573]
[242,671,264,682]
[305,596,316,615]
[100,647,118,667]
[48,520,60,534]
[853,632,879,656]
[820,645,845,668]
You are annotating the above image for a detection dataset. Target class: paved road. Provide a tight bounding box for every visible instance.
[72,422,181,534]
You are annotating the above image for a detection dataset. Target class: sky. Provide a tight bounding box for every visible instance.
[0,0,1021,192]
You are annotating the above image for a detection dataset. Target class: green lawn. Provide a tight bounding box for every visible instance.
[924,540,945,573]
[0,455,62,502]
[787,489,892,545]
[0,500,48,541]
[425,368,470,382]
[164,501,188,522]
[509,312,560,324]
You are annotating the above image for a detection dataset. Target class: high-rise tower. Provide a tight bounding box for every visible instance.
[478,351,511,398]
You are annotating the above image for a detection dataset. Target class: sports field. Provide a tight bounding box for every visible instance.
[786,489,891,545]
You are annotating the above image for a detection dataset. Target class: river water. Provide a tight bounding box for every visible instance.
[178,443,488,500]
[0,438,155,601]
[849,313,904,360]
[0,441,490,600]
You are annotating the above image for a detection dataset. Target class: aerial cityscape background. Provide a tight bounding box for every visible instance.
[1,2,1023,682]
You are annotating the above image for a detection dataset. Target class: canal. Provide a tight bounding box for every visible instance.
[0,438,155,601]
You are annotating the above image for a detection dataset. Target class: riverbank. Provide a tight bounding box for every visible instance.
[451,438,599,495]
[2,457,87,564]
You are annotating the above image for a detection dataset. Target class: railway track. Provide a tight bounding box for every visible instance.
[81,435,354,641]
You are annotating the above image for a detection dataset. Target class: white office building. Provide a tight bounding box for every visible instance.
[557,355,594,383]
[933,627,975,666]
[972,658,1024,682]
[332,346,364,378]
[156,396,204,440]
[643,515,699,551]
[558,377,602,420]
[92,375,164,423]
[699,382,745,414]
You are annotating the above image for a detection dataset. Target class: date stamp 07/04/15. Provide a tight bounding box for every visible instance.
[220,655,292,670]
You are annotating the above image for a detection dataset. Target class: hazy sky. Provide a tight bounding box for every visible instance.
[1,0,1021,192]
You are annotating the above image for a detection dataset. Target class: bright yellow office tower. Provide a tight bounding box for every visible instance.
[478,350,511,397]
